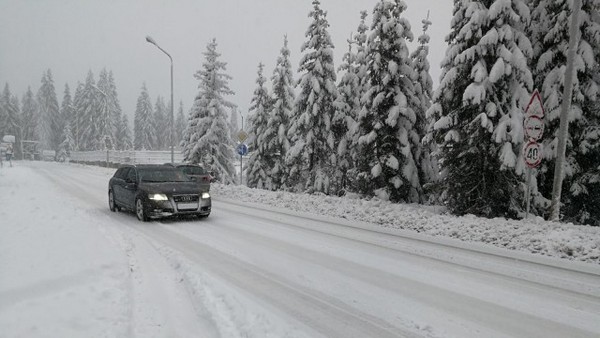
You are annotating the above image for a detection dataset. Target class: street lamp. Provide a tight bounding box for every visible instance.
[145,35,174,164]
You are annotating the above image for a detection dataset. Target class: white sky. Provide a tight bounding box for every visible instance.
[0,0,453,122]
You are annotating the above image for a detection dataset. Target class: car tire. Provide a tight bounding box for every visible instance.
[198,213,209,219]
[136,198,148,222]
[109,190,117,212]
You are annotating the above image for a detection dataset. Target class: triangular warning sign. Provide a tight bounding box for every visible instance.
[525,89,544,117]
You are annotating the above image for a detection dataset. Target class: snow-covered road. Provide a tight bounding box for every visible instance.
[1,162,599,338]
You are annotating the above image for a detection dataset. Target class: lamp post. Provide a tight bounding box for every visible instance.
[146,35,174,164]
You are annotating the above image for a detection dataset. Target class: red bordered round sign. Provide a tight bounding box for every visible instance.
[523,141,542,168]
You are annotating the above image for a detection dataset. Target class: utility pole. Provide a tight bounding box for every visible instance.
[549,0,582,221]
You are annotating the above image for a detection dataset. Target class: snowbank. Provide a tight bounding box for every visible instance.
[212,184,600,264]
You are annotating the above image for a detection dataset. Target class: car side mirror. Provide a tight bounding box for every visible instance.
[125,178,134,184]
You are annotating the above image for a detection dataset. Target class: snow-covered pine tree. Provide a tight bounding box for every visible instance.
[60,84,74,140]
[286,0,339,193]
[71,82,84,150]
[332,11,369,195]
[21,87,39,142]
[107,71,123,150]
[355,0,419,202]
[246,63,273,189]
[182,38,237,184]
[116,114,133,151]
[411,13,439,202]
[264,35,295,191]
[529,0,600,225]
[1,84,21,146]
[428,0,533,217]
[96,69,116,150]
[133,84,155,150]
[153,96,168,150]
[37,69,61,153]
[77,71,102,150]
[175,101,186,148]
[57,124,74,161]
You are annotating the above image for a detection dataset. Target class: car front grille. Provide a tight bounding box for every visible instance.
[173,194,199,203]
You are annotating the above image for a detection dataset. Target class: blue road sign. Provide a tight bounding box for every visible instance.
[236,143,248,156]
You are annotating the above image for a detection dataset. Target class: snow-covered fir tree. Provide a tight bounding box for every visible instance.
[411,13,438,202]
[116,114,133,151]
[182,38,237,184]
[246,62,274,189]
[37,69,61,153]
[332,10,369,195]
[107,71,123,150]
[96,69,116,150]
[175,101,186,148]
[529,0,600,225]
[428,0,533,218]
[1,84,21,146]
[286,0,339,193]
[21,87,38,142]
[153,96,168,150]
[133,84,155,150]
[264,35,295,191]
[76,71,101,150]
[57,124,74,161]
[355,0,419,203]
[60,84,74,140]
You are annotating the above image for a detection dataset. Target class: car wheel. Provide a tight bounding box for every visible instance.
[109,190,116,212]
[198,213,209,219]
[136,198,148,222]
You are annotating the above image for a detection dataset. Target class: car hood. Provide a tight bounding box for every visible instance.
[139,181,203,195]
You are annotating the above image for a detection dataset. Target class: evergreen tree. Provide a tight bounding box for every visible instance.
[264,35,295,191]
[428,0,533,217]
[60,84,74,145]
[37,69,61,153]
[529,0,600,225]
[107,71,124,149]
[77,71,102,150]
[355,0,419,202]
[246,63,273,189]
[182,38,236,184]
[1,84,21,150]
[175,101,186,147]
[332,11,369,195]
[116,114,133,150]
[57,124,74,161]
[412,13,439,202]
[153,96,168,150]
[96,68,116,150]
[71,82,84,150]
[286,0,339,193]
[21,87,39,142]
[134,84,155,150]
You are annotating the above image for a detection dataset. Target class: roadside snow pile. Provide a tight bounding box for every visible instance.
[213,184,600,264]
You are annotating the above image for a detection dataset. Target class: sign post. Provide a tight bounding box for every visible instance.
[236,143,248,185]
[523,90,545,219]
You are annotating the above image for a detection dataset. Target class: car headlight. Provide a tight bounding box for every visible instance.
[148,193,168,201]
[201,192,210,199]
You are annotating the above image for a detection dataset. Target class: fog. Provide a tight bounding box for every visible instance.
[0,0,452,119]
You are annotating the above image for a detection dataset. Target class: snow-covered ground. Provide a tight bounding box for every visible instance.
[1,161,599,338]
[213,184,600,264]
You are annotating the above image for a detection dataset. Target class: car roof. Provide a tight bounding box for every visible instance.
[163,163,201,167]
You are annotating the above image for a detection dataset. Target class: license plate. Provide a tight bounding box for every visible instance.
[177,203,198,210]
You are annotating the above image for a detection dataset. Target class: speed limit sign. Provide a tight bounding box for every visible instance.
[523,141,542,168]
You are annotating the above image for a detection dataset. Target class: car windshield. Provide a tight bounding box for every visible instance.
[138,168,190,183]
[180,166,206,175]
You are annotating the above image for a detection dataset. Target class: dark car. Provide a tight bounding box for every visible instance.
[108,164,211,221]
[164,163,211,191]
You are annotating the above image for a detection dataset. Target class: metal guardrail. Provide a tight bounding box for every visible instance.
[70,150,184,166]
